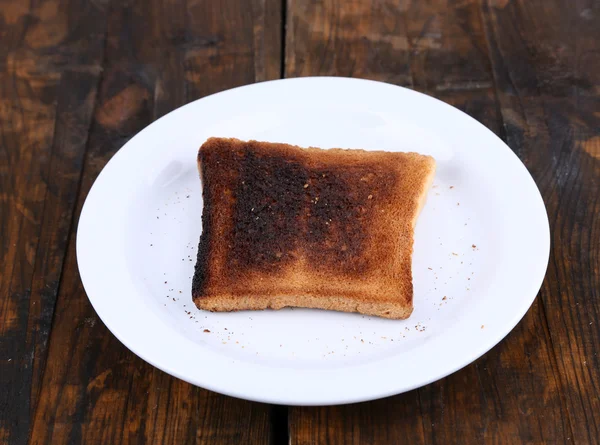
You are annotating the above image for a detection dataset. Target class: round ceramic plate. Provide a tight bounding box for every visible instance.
[77,77,549,406]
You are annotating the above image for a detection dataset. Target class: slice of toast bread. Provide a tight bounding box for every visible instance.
[192,137,436,319]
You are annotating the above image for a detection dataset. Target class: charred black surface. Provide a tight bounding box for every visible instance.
[220,142,399,276]
[228,145,308,272]
[192,150,219,297]
[304,166,396,274]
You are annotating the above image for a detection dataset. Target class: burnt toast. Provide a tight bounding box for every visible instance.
[192,137,435,319]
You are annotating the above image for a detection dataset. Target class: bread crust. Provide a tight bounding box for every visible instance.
[192,137,436,319]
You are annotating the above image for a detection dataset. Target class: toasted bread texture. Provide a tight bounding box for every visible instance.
[192,138,435,319]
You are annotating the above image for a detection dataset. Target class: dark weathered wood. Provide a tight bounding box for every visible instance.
[184,0,282,99]
[2,0,599,443]
[481,0,600,442]
[291,392,428,445]
[286,0,578,443]
[0,1,109,443]
[24,0,281,444]
[286,0,413,85]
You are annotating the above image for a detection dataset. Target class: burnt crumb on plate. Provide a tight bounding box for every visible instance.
[203,329,211,333]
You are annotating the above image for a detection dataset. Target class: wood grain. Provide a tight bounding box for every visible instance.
[482,0,600,442]
[1,0,599,443]
[286,0,582,443]
[0,0,280,444]
[291,393,428,445]
[0,1,109,444]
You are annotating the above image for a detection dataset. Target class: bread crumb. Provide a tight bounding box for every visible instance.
[203,329,211,333]
[481,325,484,329]
[472,244,477,248]
[368,194,373,199]
[442,296,447,301]
[304,183,309,188]
[449,186,454,189]
[452,252,458,256]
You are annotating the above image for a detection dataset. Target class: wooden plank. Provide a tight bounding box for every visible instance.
[0,1,109,443]
[285,0,413,85]
[286,1,572,443]
[481,0,600,442]
[28,0,281,444]
[291,393,428,445]
[184,0,282,99]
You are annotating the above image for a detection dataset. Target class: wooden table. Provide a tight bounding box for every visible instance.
[1,0,598,443]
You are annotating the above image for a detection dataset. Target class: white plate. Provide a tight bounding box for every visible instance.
[77,77,549,405]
